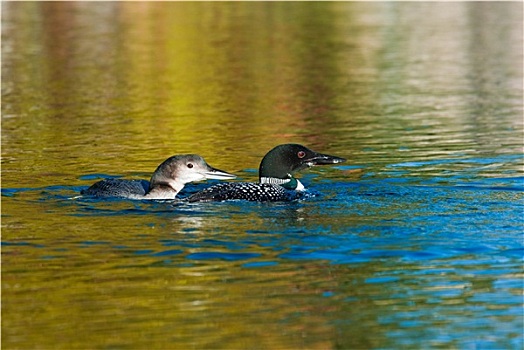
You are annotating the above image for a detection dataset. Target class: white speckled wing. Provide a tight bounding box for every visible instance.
[187,182,291,202]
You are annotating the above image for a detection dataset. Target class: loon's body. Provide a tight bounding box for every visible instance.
[188,182,299,202]
[81,154,236,200]
[82,179,152,199]
[188,144,345,202]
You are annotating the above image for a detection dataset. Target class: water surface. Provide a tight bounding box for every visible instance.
[2,2,523,349]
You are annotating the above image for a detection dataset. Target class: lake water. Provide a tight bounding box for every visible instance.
[2,2,523,349]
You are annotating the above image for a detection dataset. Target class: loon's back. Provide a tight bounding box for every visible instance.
[81,179,150,198]
[187,182,298,202]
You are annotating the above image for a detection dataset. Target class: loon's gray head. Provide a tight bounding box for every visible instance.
[258,144,346,190]
[147,154,236,199]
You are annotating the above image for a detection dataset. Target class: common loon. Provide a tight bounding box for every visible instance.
[187,144,345,202]
[81,154,236,200]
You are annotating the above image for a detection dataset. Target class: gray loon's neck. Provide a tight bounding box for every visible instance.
[144,181,185,199]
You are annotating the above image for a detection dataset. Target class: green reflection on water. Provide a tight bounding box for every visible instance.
[3,2,353,187]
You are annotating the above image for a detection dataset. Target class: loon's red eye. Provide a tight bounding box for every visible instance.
[187,163,194,168]
[297,151,306,158]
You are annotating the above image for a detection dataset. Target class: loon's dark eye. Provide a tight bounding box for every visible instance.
[297,151,306,158]
[187,163,194,169]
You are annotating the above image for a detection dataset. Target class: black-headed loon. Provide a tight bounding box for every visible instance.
[187,144,345,202]
[81,154,236,200]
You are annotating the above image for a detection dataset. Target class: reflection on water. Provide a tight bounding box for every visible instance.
[3,178,523,349]
[2,2,523,349]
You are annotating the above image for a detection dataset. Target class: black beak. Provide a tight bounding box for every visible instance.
[305,152,346,166]
[294,151,346,172]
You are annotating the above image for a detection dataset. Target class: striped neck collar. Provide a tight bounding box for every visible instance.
[260,176,305,191]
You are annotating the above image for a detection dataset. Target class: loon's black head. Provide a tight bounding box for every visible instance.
[258,144,346,190]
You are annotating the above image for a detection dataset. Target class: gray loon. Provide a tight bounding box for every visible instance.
[81,154,236,200]
[187,144,345,202]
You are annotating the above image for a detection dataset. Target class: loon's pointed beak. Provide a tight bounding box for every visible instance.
[303,152,346,166]
[202,166,237,180]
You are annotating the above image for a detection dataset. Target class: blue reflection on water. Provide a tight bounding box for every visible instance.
[388,154,522,168]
